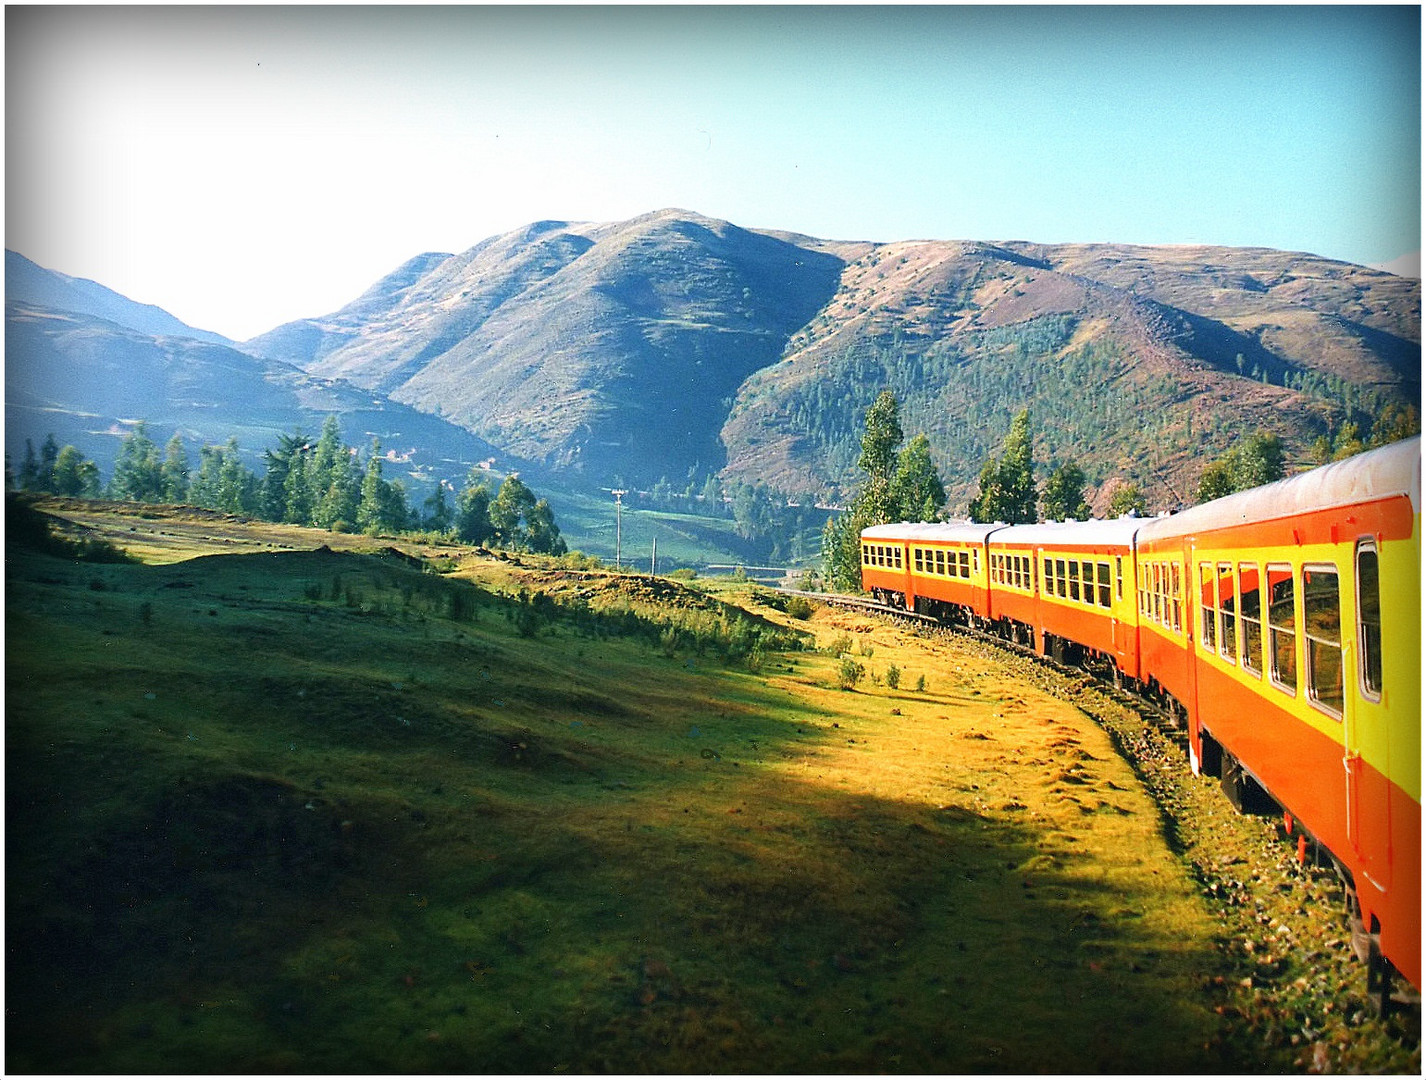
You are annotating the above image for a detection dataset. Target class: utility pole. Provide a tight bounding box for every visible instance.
[611,489,626,569]
[651,536,657,577]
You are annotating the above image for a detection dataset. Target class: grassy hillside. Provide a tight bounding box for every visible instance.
[6,499,1267,1073]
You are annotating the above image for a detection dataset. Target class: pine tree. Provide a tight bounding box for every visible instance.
[890,433,944,522]
[160,433,190,503]
[969,409,1037,523]
[110,422,163,502]
[423,480,454,534]
[1040,460,1091,521]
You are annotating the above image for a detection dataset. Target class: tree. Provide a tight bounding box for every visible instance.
[489,475,537,547]
[38,435,60,493]
[1040,460,1091,521]
[160,433,190,503]
[110,422,163,502]
[17,439,40,492]
[891,434,945,523]
[52,445,102,498]
[969,409,1037,523]
[455,470,495,545]
[356,439,408,534]
[525,498,567,555]
[1195,429,1285,504]
[1107,482,1147,518]
[856,390,904,523]
[261,431,310,521]
[423,480,454,534]
[822,390,941,589]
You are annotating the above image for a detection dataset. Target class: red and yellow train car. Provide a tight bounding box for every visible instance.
[988,519,1141,674]
[861,522,998,622]
[1136,437,1420,993]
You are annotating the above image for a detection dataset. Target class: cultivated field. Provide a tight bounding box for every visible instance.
[6,499,1419,1072]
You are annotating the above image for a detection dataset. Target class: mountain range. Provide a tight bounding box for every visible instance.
[7,210,1420,517]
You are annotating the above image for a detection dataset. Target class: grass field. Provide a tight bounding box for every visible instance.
[5,500,1291,1071]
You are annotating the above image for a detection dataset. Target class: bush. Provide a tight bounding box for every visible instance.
[827,633,853,657]
[914,674,927,693]
[837,658,865,690]
[885,664,901,690]
[785,595,815,620]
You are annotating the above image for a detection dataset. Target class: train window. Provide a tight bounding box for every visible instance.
[1303,565,1343,718]
[1116,557,1124,601]
[894,547,903,569]
[1067,560,1080,601]
[1055,559,1068,598]
[1357,542,1382,700]
[1138,563,1148,616]
[1043,558,1052,595]
[1079,561,1092,603]
[914,549,924,573]
[1218,563,1237,662]
[934,550,946,577]
[1096,563,1111,608]
[862,545,870,566]
[1171,563,1182,632]
[1152,564,1163,624]
[1199,564,1217,653]
[1267,565,1297,694]
[1238,563,1262,677]
[958,551,970,578]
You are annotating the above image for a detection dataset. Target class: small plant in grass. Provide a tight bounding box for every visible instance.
[837,657,865,690]
[827,633,853,657]
[915,673,927,693]
[858,640,874,658]
[784,595,815,620]
[885,663,901,690]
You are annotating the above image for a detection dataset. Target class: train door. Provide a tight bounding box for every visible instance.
[1183,536,1207,775]
[1340,538,1390,897]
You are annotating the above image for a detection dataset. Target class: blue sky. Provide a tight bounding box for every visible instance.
[7,5,1420,340]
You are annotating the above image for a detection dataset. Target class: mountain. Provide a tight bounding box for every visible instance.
[6,250,234,346]
[245,209,847,486]
[12,213,1419,517]
[5,301,509,485]
[243,212,1419,510]
[721,239,1421,508]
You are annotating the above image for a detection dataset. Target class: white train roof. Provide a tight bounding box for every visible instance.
[861,520,1003,544]
[990,517,1145,549]
[1138,435,1421,543]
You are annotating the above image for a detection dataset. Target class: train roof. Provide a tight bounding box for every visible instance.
[989,517,1145,549]
[1138,435,1421,543]
[861,521,1003,544]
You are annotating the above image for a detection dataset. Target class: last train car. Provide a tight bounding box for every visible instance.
[1136,436,1421,996]
[861,522,997,622]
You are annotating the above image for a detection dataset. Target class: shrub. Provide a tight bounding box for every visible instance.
[785,595,815,620]
[827,633,853,657]
[837,658,865,690]
[914,674,927,693]
[885,664,901,690]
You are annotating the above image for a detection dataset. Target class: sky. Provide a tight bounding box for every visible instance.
[6,4,1421,342]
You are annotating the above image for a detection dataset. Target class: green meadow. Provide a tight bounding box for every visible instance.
[7,501,1241,1072]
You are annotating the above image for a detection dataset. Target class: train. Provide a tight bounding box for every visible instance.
[859,436,1420,1007]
